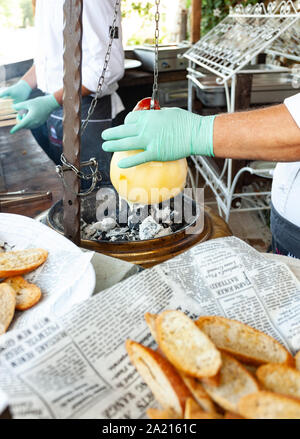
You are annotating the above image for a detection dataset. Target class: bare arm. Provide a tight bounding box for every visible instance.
[214,104,300,162]
[22,65,37,90]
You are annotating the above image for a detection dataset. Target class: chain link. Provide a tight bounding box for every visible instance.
[81,0,120,134]
[151,0,160,109]
[56,156,102,197]
[58,0,120,196]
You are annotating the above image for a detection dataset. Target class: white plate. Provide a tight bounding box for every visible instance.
[0,213,95,329]
[124,59,142,69]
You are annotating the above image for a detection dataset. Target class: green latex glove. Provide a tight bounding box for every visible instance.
[102,108,216,168]
[0,79,32,104]
[10,94,60,134]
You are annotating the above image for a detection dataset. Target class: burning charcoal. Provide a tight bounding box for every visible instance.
[171,210,182,224]
[139,216,162,240]
[170,224,182,233]
[84,224,98,239]
[93,218,117,232]
[128,214,141,231]
[106,227,129,239]
[80,219,87,228]
[156,227,172,238]
[151,205,172,225]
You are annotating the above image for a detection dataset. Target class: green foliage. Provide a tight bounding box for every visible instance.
[201,0,258,35]
[122,1,153,18]
[20,0,34,27]
[0,0,33,28]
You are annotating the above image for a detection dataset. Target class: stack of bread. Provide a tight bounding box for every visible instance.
[0,248,48,334]
[126,310,300,419]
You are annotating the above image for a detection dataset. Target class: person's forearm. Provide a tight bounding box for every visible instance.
[213,104,300,162]
[22,65,37,90]
[53,85,92,106]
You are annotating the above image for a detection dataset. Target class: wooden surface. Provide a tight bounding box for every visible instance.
[191,0,202,43]
[0,126,63,217]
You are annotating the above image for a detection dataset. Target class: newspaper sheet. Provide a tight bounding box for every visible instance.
[0,236,300,419]
[0,214,94,330]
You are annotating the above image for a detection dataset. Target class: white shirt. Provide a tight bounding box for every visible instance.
[271,93,300,227]
[34,0,125,118]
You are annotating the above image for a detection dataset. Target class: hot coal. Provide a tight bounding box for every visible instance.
[80,197,191,242]
[51,186,198,243]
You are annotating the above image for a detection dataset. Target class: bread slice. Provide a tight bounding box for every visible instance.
[156,310,221,379]
[126,340,192,417]
[201,352,259,413]
[184,398,223,419]
[0,283,16,332]
[224,411,245,419]
[0,248,48,278]
[147,408,181,419]
[196,316,294,367]
[145,313,158,342]
[180,373,217,413]
[5,276,42,311]
[256,364,300,399]
[238,391,300,419]
[201,373,221,388]
[295,351,300,371]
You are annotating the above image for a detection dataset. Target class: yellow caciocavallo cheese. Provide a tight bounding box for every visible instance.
[110,150,188,205]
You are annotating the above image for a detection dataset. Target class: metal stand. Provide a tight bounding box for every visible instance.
[62,0,83,245]
[185,1,300,222]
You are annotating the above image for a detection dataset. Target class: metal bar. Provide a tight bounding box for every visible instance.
[62,0,82,245]
[266,48,300,62]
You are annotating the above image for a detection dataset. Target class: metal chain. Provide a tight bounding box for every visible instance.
[81,0,120,134]
[58,0,120,196]
[56,156,102,197]
[151,0,160,109]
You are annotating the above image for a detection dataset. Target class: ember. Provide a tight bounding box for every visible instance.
[81,199,186,242]
[50,187,198,243]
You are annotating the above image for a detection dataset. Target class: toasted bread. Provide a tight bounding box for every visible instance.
[201,352,259,413]
[201,372,221,388]
[295,351,300,371]
[184,398,223,419]
[147,408,181,419]
[224,411,245,419]
[156,310,221,379]
[196,316,294,367]
[126,340,192,417]
[0,248,48,278]
[256,364,300,399]
[5,276,42,311]
[0,283,16,332]
[180,374,217,413]
[145,313,158,342]
[238,391,300,419]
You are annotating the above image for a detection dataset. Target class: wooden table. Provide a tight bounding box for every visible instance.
[0,126,62,217]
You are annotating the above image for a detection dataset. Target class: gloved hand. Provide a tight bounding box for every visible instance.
[102,108,216,168]
[10,94,60,134]
[0,79,32,104]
